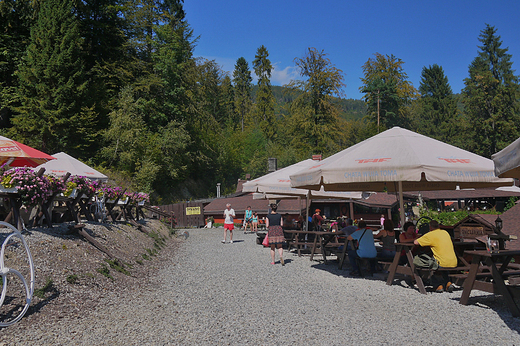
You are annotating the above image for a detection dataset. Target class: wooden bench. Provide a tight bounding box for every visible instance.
[284,230,317,256]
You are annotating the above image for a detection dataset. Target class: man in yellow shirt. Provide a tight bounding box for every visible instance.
[414,220,457,293]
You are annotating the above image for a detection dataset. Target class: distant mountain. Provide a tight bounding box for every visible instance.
[251,85,366,121]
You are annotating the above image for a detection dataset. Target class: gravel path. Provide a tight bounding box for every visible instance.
[6,228,520,345]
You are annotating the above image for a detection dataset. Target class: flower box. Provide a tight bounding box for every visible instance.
[0,187,18,194]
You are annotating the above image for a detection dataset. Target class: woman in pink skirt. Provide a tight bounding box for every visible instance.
[265,203,284,265]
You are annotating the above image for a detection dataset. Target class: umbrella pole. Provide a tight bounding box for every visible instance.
[399,181,405,229]
[305,191,310,231]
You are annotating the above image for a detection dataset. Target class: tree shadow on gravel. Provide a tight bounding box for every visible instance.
[310,261,420,290]
[448,294,520,333]
[313,258,520,333]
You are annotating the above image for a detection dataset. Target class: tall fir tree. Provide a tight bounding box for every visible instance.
[252,45,276,139]
[75,0,129,138]
[0,0,34,128]
[11,0,98,158]
[462,24,520,157]
[233,57,252,132]
[413,64,458,143]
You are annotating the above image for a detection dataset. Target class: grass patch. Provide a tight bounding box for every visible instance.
[104,258,131,276]
[96,264,113,280]
[136,259,143,265]
[142,253,150,260]
[149,231,166,250]
[83,272,95,278]
[145,248,157,256]
[66,274,78,284]
[34,278,54,299]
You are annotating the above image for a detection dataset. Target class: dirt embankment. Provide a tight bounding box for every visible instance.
[0,219,181,332]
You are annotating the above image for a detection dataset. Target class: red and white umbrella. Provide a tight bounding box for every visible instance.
[0,136,55,167]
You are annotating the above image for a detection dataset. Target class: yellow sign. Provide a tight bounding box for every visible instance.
[186,207,201,215]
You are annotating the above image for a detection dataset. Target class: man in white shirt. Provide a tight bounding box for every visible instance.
[223,203,235,244]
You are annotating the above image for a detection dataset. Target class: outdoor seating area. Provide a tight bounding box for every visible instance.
[260,224,520,317]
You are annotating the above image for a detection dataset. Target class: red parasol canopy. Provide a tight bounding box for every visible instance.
[0,136,56,167]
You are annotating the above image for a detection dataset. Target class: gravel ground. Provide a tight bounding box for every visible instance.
[3,227,520,345]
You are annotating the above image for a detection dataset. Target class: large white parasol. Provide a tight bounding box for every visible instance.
[492,136,520,179]
[35,152,108,181]
[243,159,365,229]
[290,127,513,225]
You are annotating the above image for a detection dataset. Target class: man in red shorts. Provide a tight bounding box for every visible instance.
[223,203,236,244]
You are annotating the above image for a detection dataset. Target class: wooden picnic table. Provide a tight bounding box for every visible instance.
[310,231,341,263]
[386,241,479,294]
[459,249,520,317]
[386,243,429,294]
[284,230,343,264]
[0,187,23,230]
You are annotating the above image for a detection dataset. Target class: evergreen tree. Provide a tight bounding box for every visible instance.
[252,45,276,139]
[0,0,34,128]
[360,53,417,129]
[285,47,345,156]
[219,75,236,126]
[11,0,97,158]
[462,24,520,157]
[233,57,252,132]
[76,0,128,135]
[413,64,458,143]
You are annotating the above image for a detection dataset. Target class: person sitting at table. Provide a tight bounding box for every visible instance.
[297,214,304,230]
[283,213,294,230]
[330,217,342,232]
[413,220,457,293]
[312,209,324,231]
[398,221,419,264]
[339,218,357,236]
[336,218,357,252]
[347,220,377,276]
[374,219,396,259]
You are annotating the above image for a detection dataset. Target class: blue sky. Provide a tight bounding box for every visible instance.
[183,0,520,100]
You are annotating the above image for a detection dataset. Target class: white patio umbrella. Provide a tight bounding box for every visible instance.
[492,137,520,178]
[35,152,108,181]
[290,127,513,226]
[243,159,365,229]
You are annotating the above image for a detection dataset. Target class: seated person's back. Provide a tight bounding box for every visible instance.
[340,218,357,236]
[414,220,457,268]
[349,221,377,258]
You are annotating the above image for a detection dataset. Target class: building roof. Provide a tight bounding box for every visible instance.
[500,203,520,251]
[404,188,520,200]
[204,193,305,215]
[354,192,400,208]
